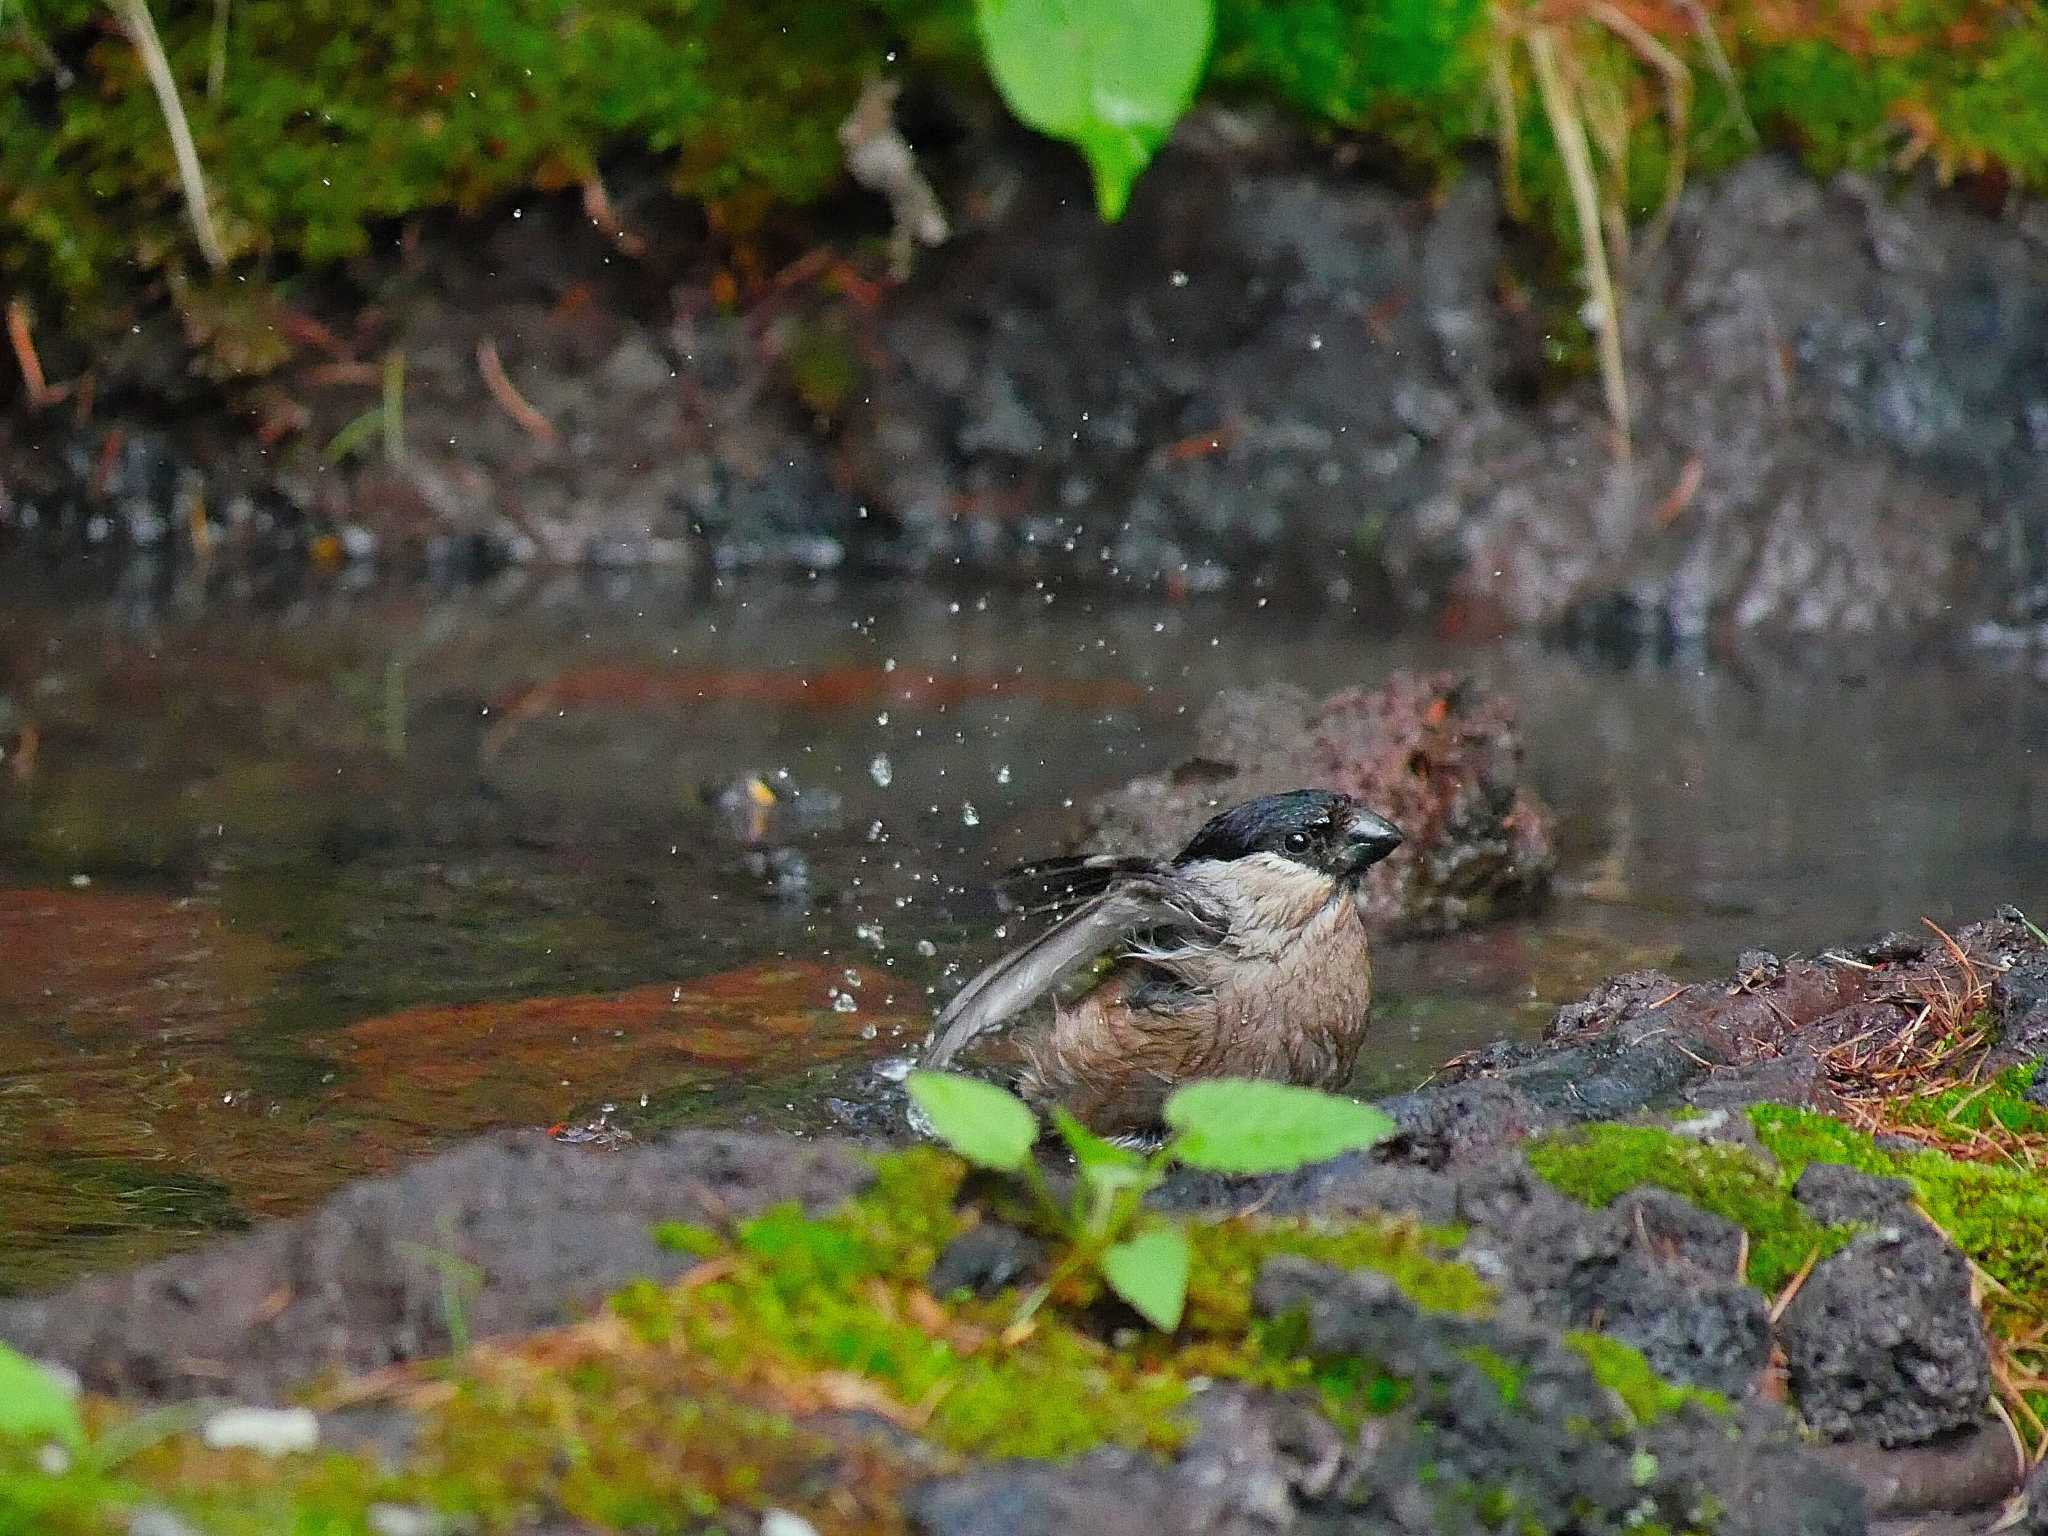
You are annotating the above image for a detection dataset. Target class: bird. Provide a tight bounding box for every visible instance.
[922,789,1404,1139]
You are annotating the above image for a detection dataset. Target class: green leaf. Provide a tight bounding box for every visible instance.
[1100,1223,1189,1330]
[974,0,1215,219]
[907,1071,1039,1171]
[0,1343,85,1450]
[1164,1079,1395,1174]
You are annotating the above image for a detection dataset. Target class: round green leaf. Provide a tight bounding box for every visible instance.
[0,1343,85,1450]
[907,1071,1039,1171]
[1164,1079,1395,1174]
[974,0,1215,219]
[1100,1223,1189,1331]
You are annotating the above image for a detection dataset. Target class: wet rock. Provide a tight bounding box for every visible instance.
[1683,1043,1837,1112]
[1378,1079,1552,1169]
[1081,673,1555,935]
[1253,1256,1471,1379]
[1450,1170,1769,1395]
[926,1223,1047,1299]
[1613,1187,1748,1277]
[905,1449,1224,1536]
[1171,1154,1461,1226]
[1813,1421,2023,1519]
[12,125,2048,639]
[0,1131,872,1402]
[1990,956,2048,1072]
[1488,1028,1716,1121]
[1777,1225,1993,1447]
[1792,1164,1916,1228]
[1592,1255,1771,1398]
[1854,931,1932,966]
[1546,970,1689,1045]
[1251,1256,1861,1536]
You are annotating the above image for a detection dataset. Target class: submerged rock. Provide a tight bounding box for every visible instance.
[1080,672,1555,934]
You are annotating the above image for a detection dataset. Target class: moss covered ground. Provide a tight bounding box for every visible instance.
[1,1144,1718,1535]
[1529,1069,2048,1446]
[7,0,2048,381]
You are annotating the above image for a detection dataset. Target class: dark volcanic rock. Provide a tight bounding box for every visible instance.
[0,1130,871,1402]
[1991,955,2048,1073]
[1248,1256,1862,1536]
[905,1447,1248,1536]
[1792,1163,1916,1228]
[1591,1255,1771,1399]
[1378,1079,1553,1169]
[2020,1455,2048,1534]
[927,1222,1048,1299]
[1453,1166,1770,1396]
[1777,1225,1993,1447]
[1080,673,1556,934]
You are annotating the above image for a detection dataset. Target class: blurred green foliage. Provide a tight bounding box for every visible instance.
[4,0,2046,374]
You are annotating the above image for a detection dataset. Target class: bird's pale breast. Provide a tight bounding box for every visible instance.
[1017,878,1375,1136]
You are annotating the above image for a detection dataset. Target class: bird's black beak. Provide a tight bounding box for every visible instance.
[1341,809,1404,870]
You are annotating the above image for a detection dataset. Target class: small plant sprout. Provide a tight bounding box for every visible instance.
[906,1072,1394,1330]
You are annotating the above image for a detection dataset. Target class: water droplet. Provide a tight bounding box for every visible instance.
[832,992,859,1013]
[1170,270,1189,287]
[860,1023,878,1040]
[915,938,937,958]
[995,764,1012,785]
[876,711,889,725]
[1308,333,1324,351]
[961,802,980,827]
[869,754,893,787]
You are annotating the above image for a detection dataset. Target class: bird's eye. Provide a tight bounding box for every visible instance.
[1284,831,1311,853]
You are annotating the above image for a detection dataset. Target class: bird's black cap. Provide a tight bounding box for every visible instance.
[1176,789,1403,873]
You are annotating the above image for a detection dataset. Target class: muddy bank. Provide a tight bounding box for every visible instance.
[7,908,2047,1533]
[6,121,2048,642]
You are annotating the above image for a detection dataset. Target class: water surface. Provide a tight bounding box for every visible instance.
[2,562,2042,1291]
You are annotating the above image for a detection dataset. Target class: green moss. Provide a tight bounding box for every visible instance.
[0,1140,1814,1531]
[1459,1344,1527,1407]
[1891,1064,2048,1143]
[1209,0,1492,168]
[1182,1210,1492,1334]
[14,0,2048,383]
[1752,1103,2048,1297]
[622,1147,1493,1460]
[1564,1332,1729,1427]
[1525,1123,1853,1291]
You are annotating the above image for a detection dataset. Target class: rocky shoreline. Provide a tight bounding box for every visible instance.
[6,121,2048,645]
[7,908,2047,1534]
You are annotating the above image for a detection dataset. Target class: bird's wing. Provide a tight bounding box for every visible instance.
[922,874,1230,1069]
[992,854,1163,922]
